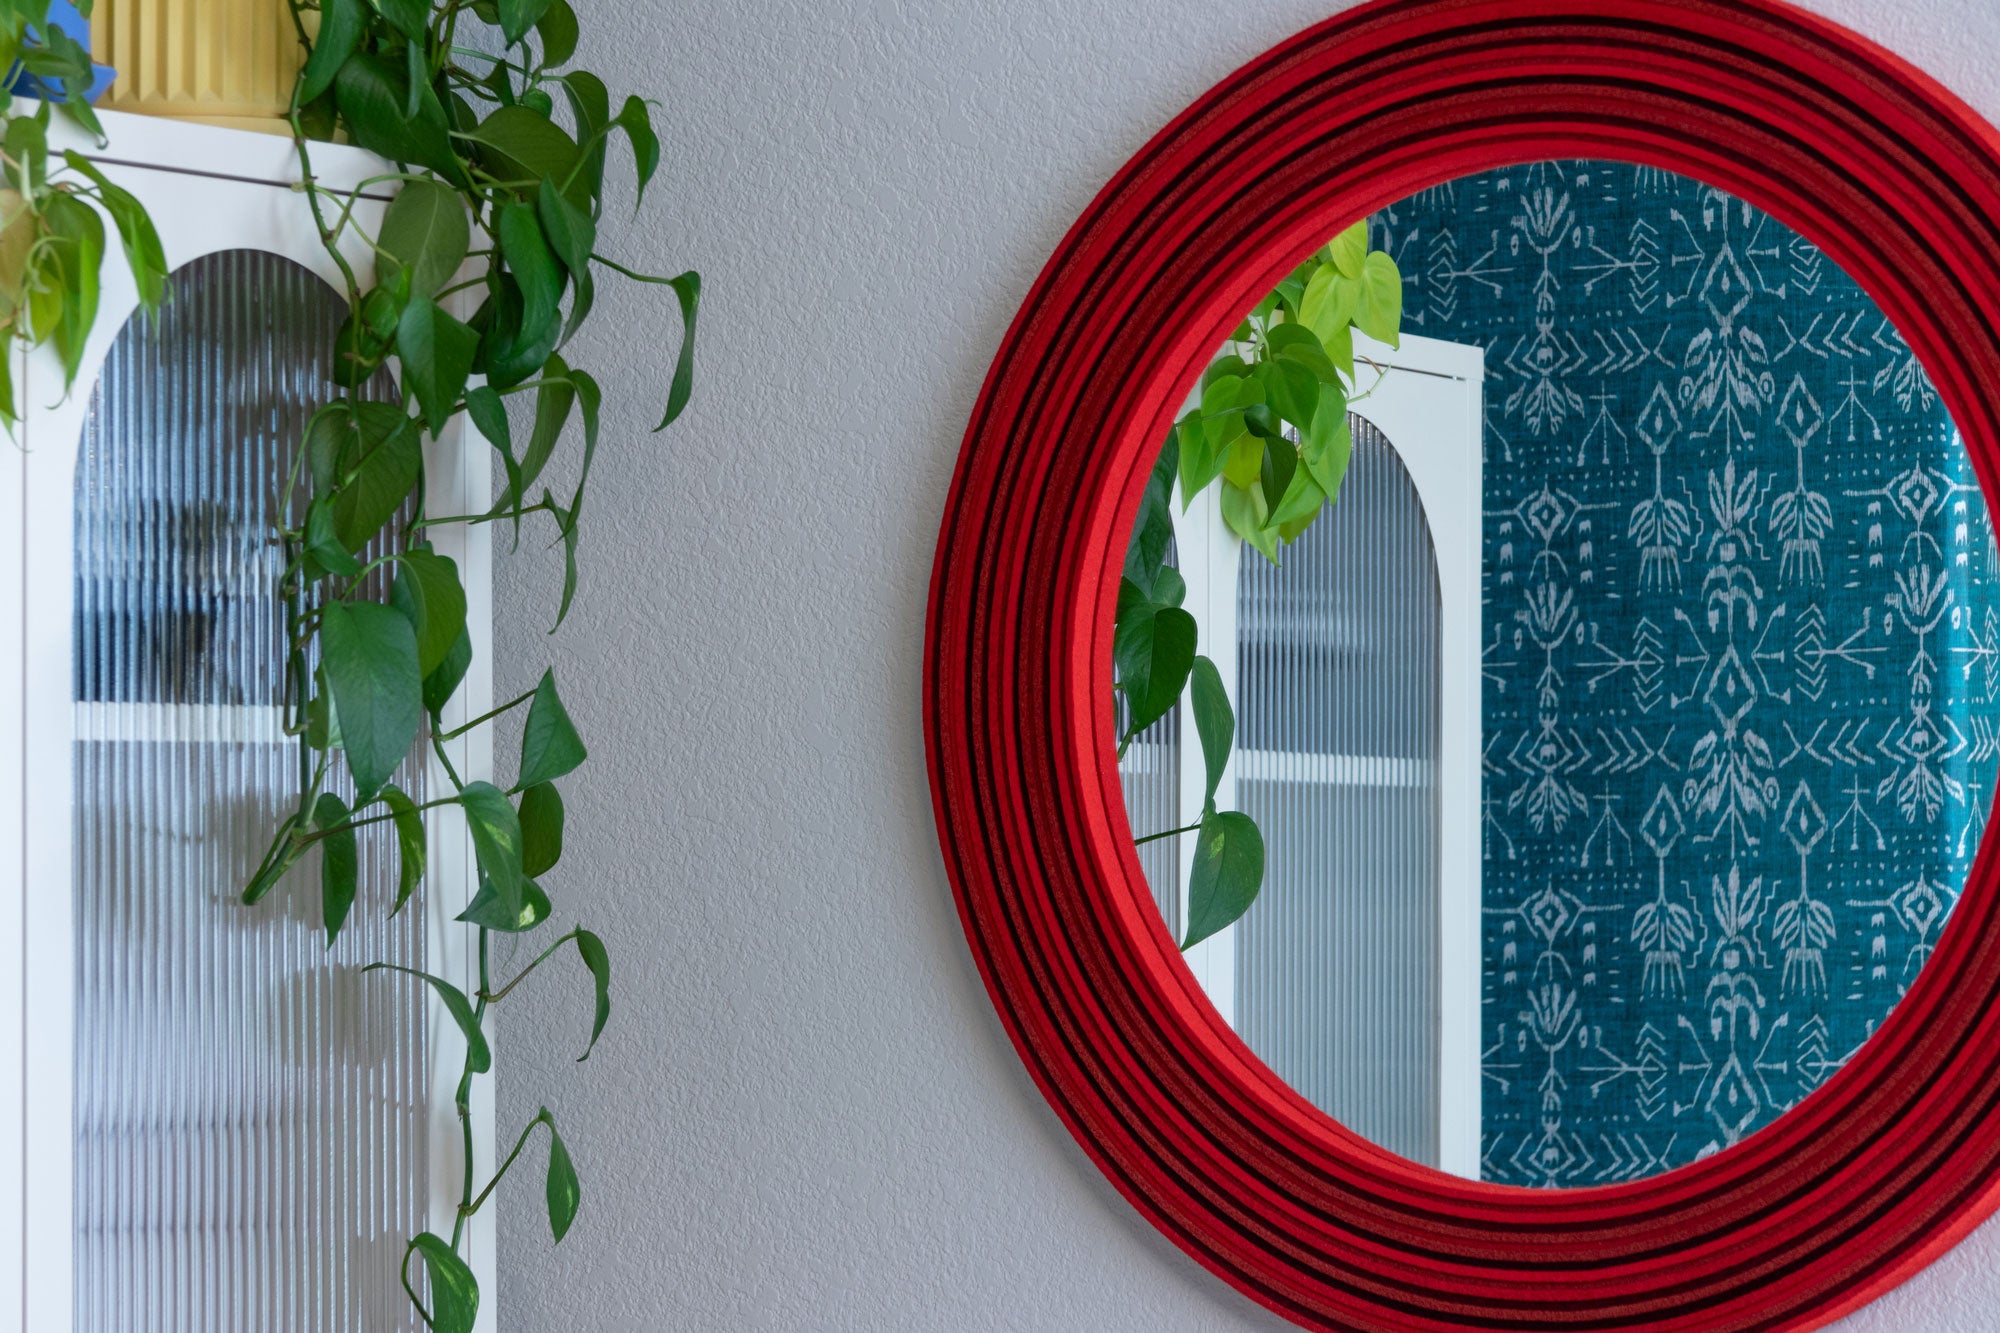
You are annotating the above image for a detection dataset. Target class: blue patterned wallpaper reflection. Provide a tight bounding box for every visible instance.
[1379,161,2000,1184]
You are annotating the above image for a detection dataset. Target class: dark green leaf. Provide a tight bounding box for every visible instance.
[423,627,474,714]
[496,357,572,510]
[554,490,581,624]
[535,0,578,66]
[1189,657,1232,809]
[498,0,554,43]
[544,1113,580,1240]
[377,179,470,298]
[1113,593,1195,737]
[455,873,553,931]
[561,369,600,528]
[303,495,363,578]
[360,956,488,1072]
[334,53,467,185]
[499,203,562,360]
[654,270,698,428]
[5,101,46,194]
[397,295,479,436]
[329,410,421,552]
[462,385,523,531]
[314,792,358,945]
[403,1234,479,1333]
[614,95,659,205]
[1183,811,1264,949]
[241,813,306,904]
[519,781,564,876]
[319,600,423,800]
[517,669,586,788]
[60,151,167,311]
[462,105,585,205]
[370,0,430,41]
[558,71,609,201]
[41,192,102,384]
[390,548,467,675]
[1123,435,1177,601]
[460,780,524,923]
[298,0,364,102]
[1267,459,1326,533]
[536,179,594,340]
[381,782,426,916]
[1263,357,1318,431]
[574,929,609,1060]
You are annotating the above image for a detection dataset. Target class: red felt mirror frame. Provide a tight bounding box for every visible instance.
[923,0,2000,1327]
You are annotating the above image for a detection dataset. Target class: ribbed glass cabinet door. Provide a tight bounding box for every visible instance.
[71,251,430,1332]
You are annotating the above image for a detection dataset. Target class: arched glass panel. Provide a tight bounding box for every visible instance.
[1233,418,1442,1163]
[71,250,430,1332]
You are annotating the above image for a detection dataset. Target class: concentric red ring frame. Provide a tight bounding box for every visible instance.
[923,1,2000,1327]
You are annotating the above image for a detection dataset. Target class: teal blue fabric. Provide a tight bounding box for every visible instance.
[1381,161,1998,1183]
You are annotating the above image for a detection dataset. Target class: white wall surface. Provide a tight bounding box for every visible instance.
[490,0,2000,1327]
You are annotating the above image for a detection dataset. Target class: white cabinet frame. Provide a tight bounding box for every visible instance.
[1174,330,1484,1178]
[0,107,494,1331]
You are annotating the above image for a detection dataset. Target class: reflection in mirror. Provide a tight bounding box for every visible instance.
[1115,160,2000,1186]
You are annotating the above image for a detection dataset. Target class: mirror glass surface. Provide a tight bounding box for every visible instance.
[1115,160,2000,1186]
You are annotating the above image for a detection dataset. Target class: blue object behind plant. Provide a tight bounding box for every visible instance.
[4,1,112,104]
[1380,160,1999,1185]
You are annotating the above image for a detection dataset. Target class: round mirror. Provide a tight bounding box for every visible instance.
[1113,158,1996,1186]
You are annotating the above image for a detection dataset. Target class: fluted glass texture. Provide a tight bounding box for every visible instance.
[1233,418,1442,1165]
[71,250,430,1331]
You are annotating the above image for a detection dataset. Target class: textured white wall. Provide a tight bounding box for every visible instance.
[489,0,2000,1327]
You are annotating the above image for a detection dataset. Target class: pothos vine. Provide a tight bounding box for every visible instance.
[4,1,697,1329]
[1115,221,1403,949]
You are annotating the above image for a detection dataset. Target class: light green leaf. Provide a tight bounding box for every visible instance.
[1183,810,1265,948]
[390,548,467,676]
[314,793,357,945]
[1220,434,1263,490]
[1328,220,1367,278]
[378,179,470,298]
[1355,249,1403,347]
[518,669,587,788]
[1220,480,1278,563]
[519,780,565,876]
[1189,656,1232,809]
[319,600,422,800]
[1267,458,1326,531]
[460,780,525,923]
[1174,415,1221,509]
[1300,384,1353,500]
[574,929,610,1060]
[544,1112,580,1240]
[41,192,102,385]
[403,1235,479,1333]
[381,782,426,916]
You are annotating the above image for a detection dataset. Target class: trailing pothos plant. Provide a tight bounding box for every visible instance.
[0,1,167,422]
[238,1,696,1329]
[1116,220,1401,949]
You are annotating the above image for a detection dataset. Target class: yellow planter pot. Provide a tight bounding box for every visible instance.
[88,0,303,135]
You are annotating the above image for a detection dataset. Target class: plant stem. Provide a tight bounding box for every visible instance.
[1134,820,1202,847]
[480,929,580,1003]
[435,686,535,741]
[450,930,492,1252]
[462,1110,550,1216]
